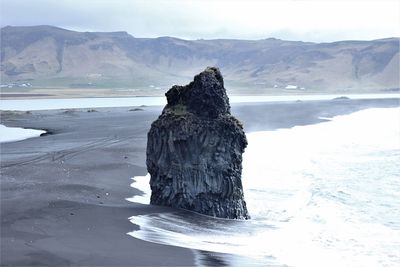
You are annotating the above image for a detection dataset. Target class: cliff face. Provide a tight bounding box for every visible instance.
[147,67,250,219]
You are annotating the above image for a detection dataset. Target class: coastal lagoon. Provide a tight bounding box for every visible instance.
[1,93,399,111]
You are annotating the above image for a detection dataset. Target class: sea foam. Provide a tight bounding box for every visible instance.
[127,107,400,267]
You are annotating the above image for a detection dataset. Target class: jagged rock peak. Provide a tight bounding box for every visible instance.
[147,67,250,219]
[165,66,230,118]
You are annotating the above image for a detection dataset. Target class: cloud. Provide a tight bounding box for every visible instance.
[1,0,399,42]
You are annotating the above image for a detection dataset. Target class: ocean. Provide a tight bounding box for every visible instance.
[127,107,400,267]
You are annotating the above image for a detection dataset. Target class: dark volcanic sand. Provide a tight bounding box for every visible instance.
[1,98,398,266]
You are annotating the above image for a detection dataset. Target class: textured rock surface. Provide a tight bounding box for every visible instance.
[147,67,250,219]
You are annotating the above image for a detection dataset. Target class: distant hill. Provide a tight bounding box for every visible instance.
[1,25,399,93]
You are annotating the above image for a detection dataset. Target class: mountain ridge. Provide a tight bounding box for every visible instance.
[1,25,399,93]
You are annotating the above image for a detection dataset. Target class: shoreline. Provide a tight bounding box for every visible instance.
[1,98,399,266]
[1,89,399,100]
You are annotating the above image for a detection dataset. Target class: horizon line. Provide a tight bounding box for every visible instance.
[1,24,399,44]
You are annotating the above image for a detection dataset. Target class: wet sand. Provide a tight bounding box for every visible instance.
[1,98,398,266]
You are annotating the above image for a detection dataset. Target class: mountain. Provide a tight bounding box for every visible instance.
[1,25,399,93]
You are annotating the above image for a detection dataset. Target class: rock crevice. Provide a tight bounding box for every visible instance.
[147,67,249,219]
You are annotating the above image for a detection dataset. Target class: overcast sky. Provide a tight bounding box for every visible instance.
[1,0,399,42]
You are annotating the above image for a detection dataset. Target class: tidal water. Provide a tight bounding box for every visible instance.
[0,124,46,143]
[127,107,400,267]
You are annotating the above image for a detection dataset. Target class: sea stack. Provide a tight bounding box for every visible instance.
[146,67,250,219]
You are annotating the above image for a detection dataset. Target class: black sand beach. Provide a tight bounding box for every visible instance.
[1,98,398,266]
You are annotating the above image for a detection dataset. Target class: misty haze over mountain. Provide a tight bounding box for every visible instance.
[1,25,399,93]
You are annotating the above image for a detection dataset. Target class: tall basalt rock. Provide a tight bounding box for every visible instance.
[146,67,250,219]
